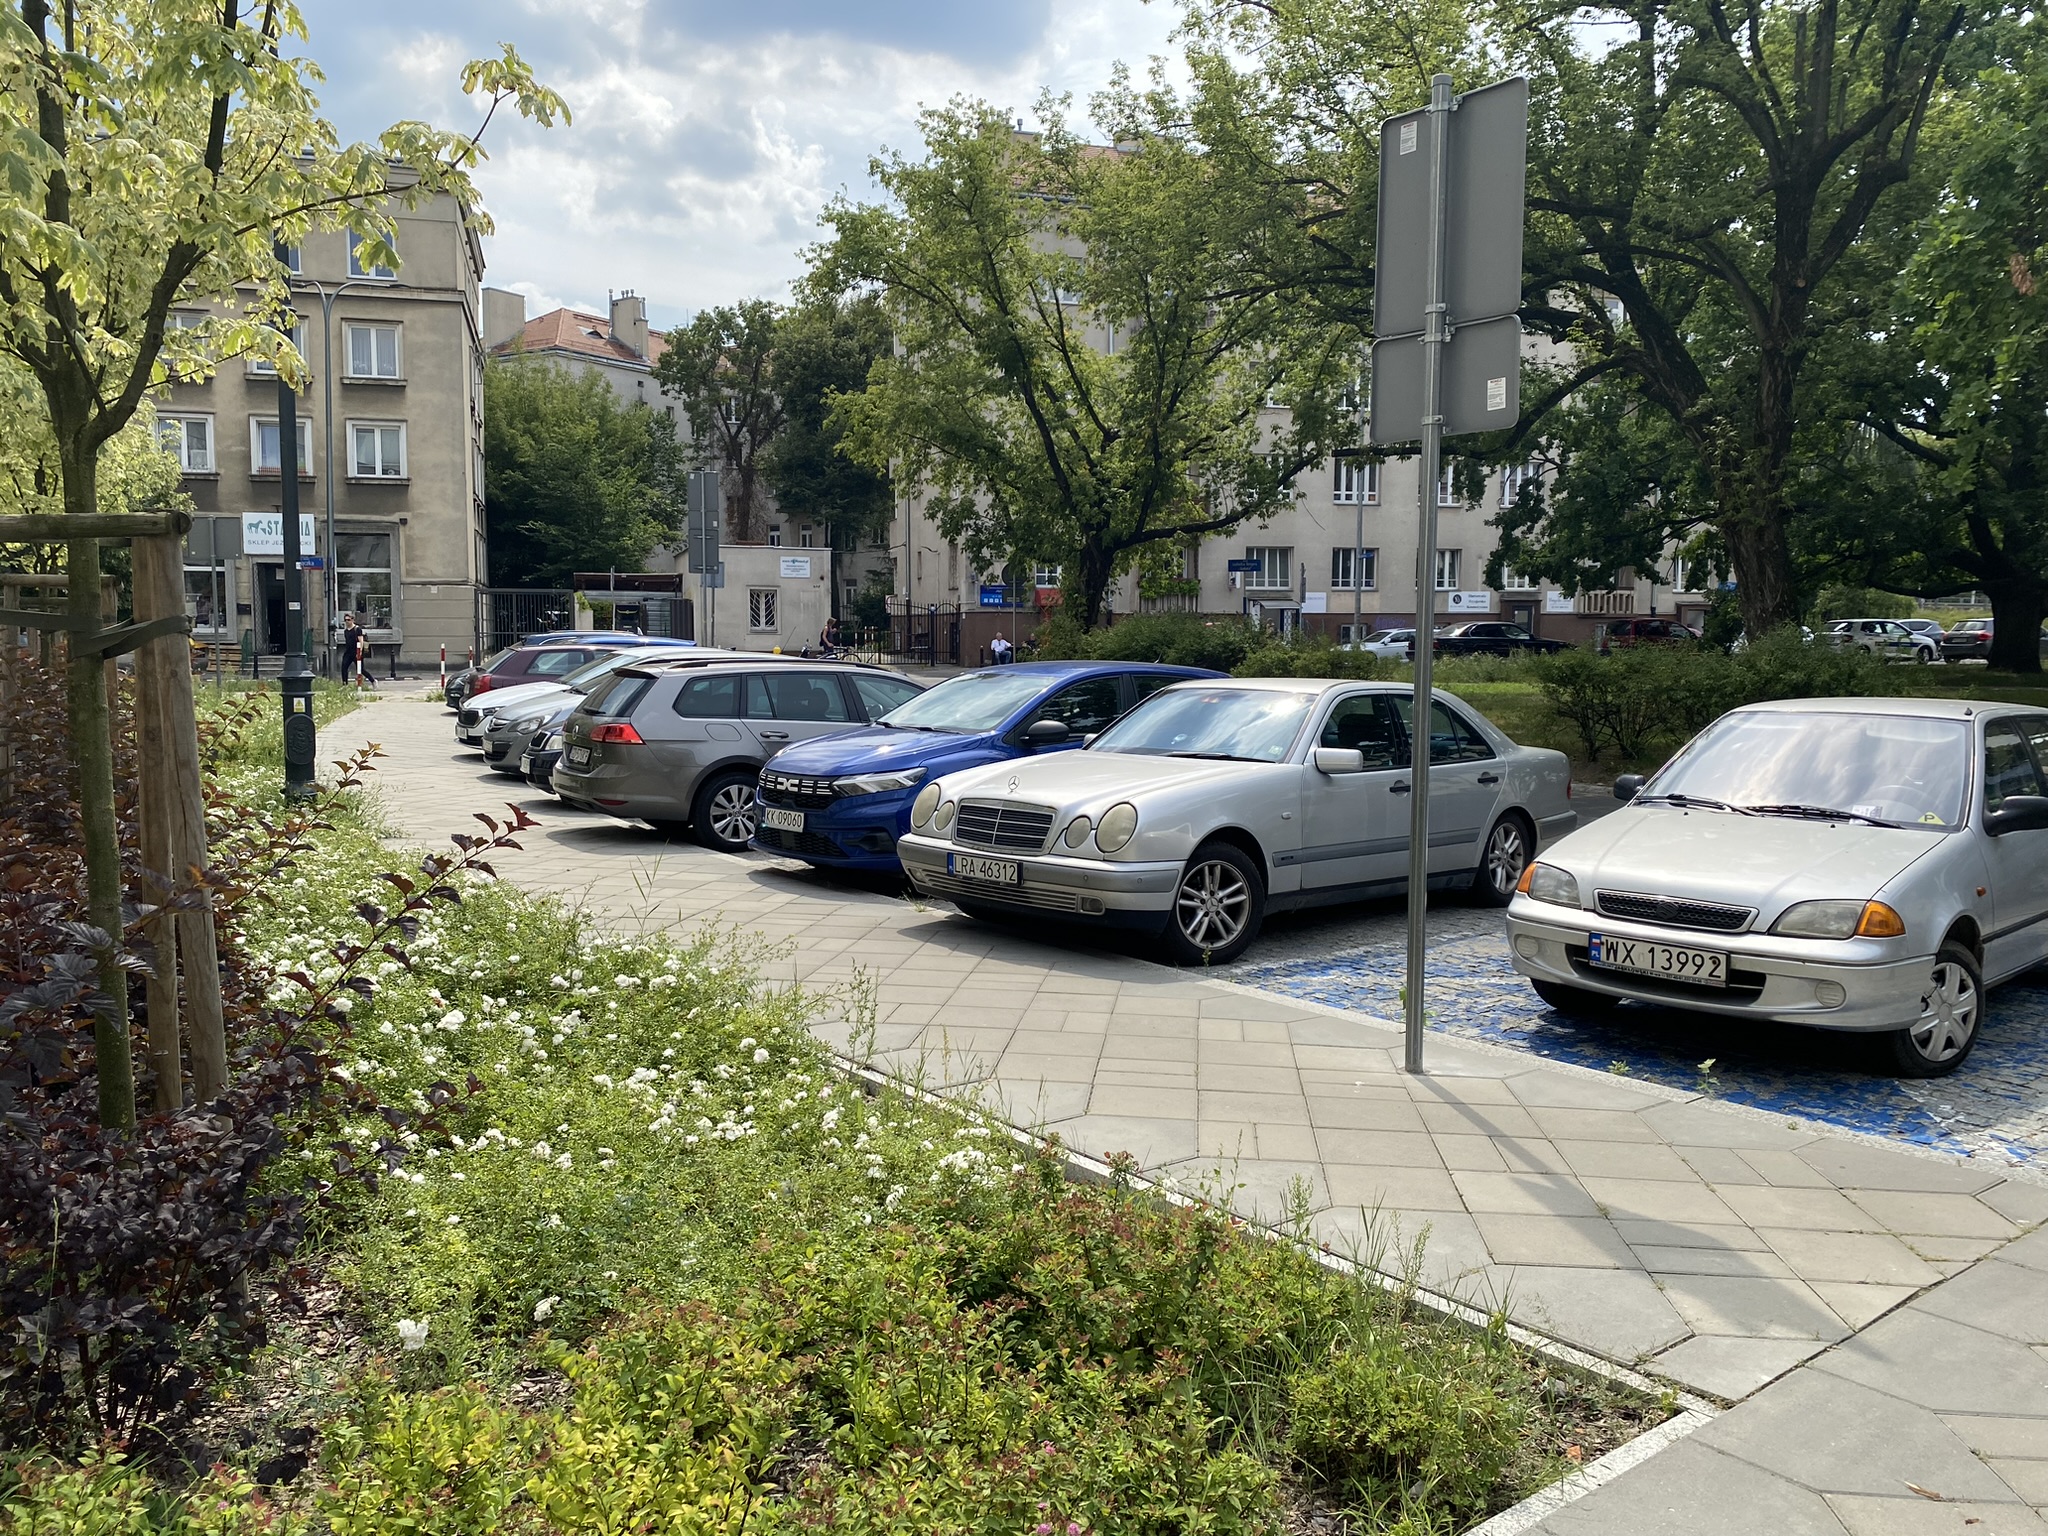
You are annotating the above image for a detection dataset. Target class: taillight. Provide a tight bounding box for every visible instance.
[471,675,494,694]
[588,721,643,745]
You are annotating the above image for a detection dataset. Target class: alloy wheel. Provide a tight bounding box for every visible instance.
[1175,859,1251,950]
[1485,820,1528,898]
[708,782,757,844]
[1908,961,1979,1064]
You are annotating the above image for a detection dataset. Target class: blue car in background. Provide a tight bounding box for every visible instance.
[752,661,1219,871]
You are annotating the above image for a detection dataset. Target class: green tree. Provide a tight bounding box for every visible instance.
[484,358,687,587]
[813,94,1356,628]
[654,300,786,542]
[0,0,562,1128]
[762,295,895,565]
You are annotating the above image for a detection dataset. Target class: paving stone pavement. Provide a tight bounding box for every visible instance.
[329,697,2048,1528]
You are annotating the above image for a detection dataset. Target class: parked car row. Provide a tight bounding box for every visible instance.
[452,633,2048,1078]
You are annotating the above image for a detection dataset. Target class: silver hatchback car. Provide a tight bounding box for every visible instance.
[1507,698,2048,1076]
[551,660,924,850]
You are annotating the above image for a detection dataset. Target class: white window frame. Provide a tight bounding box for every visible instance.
[1332,457,1379,505]
[343,321,403,380]
[281,245,301,274]
[183,564,229,633]
[1243,545,1292,592]
[1438,466,1459,507]
[334,531,397,634]
[767,525,783,548]
[348,241,397,280]
[1434,548,1461,591]
[248,414,313,477]
[159,413,214,474]
[748,588,779,632]
[347,419,408,480]
[1499,566,1536,592]
[1033,564,1062,590]
[1330,546,1378,592]
[1499,461,1541,507]
[799,525,816,548]
[247,315,307,376]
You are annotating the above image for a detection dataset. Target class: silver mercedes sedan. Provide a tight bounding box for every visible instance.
[897,678,1575,964]
[1506,698,2048,1076]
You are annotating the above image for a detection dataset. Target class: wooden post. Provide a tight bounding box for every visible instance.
[132,537,227,1105]
[132,545,183,1114]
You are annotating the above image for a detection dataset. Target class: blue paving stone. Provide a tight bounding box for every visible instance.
[1234,917,2048,1166]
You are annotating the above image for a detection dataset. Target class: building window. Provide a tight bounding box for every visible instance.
[158,414,214,474]
[1434,548,1461,591]
[799,526,816,548]
[1332,457,1379,504]
[281,245,300,274]
[349,421,407,479]
[767,525,783,548]
[1339,375,1366,413]
[248,315,307,375]
[1438,466,1459,506]
[1499,461,1541,506]
[1499,566,1535,591]
[183,566,227,632]
[1243,545,1292,591]
[250,415,312,476]
[1330,547,1378,591]
[1033,563,1062,590]
[348,240,397,280]
[336,532,395,631]
[749,588,778,632]
[344,322,402,379]
[843,580,859,609]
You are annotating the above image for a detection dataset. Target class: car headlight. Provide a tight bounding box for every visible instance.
[1772,899,1906,940]
[1062,814,1094,848]
[910,783,941,828]
[1518,862,1580,907]
[1096,802,1138,854]
[512,715,543,733]
[836,768,927,797]
[934,799,956,831]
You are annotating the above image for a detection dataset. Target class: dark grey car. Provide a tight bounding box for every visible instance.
[551,661,924,850]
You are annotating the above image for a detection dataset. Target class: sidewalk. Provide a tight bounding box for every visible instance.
[329,698,2048,1530]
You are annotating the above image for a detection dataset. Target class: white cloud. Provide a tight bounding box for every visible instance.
[298,0,1182,329]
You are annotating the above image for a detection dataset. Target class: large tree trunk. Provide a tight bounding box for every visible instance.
[1720,501,1801,638]
[60,452,133,1131]
[1985,576,2045,675]
[1074,537,1114,629]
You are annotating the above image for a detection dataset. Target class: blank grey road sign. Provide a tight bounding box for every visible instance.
[686,469,721,574]
[1373,76,1529,340]
[1369,315,1522,443]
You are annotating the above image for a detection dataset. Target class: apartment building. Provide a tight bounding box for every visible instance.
[484,289,674,422]
[165,177,489,668]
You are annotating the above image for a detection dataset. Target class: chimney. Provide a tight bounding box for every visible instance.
[482,286,528,349]
[610,290,649,360]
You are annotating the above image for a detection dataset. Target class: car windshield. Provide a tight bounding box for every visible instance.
[1090,687,1313,763]
[877,670,1054,733]
[1646,711,1970,828]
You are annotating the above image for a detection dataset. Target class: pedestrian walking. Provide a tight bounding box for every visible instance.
[340,612,373,689]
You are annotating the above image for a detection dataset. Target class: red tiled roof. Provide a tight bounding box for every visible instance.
[494,307,667,368]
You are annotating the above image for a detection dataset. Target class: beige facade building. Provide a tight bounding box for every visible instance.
[166,181,489,669]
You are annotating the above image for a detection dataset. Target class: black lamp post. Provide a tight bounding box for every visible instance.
[275,241,317,801]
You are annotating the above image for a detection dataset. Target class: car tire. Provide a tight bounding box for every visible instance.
[1532,979,1621,1018]
[1159,841,1265,966]
[1883,941,1983,1078]
[1469,813,1533,907]
[690,771,759,853]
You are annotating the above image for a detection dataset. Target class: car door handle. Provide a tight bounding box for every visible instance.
[1478,773,1501,785]
[758,730,789,741]
[1390,781,1411,794]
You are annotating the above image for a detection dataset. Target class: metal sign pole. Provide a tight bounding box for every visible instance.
[1404,74,1455,1076]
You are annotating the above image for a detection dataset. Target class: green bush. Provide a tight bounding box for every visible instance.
[1808,583,1913,624]
[1234,633,1385,679]
[1033,611,1263,672]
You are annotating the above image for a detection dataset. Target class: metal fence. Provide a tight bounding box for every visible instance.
[886,599,964,666]
[474,588,575,656]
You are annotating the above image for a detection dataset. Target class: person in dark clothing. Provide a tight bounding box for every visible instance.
[339,613,371,687]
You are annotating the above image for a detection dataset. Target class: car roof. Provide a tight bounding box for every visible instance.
[952,659,1214,679]
[1150,676,1421,698]
[1738,696,2028,721]
[618,658,912,679]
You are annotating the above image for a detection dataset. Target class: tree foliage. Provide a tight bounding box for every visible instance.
[0,0,563,1128]
[483,358,687,588]
[761,295,896,553]
[812,91,1358,627]
[654,300,786,542]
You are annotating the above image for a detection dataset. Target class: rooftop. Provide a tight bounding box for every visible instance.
[495,307,667,370]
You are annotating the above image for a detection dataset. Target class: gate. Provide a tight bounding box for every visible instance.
[887,598,963,666]
[475,588,574,656]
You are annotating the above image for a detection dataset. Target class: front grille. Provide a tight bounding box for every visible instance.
[919,870,1085,914]
[953,800,1057,853]
[458,707,484,730]
[483,738,514,763]
[1595,890,1754,933]
[757,827,845,859]
[759,771,837,810]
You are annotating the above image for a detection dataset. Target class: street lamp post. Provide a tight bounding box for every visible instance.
[274,243,317,800]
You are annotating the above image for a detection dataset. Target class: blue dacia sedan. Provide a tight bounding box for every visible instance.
[751,660,1218,872]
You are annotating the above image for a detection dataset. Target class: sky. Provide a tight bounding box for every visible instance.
[295,0,1184,332]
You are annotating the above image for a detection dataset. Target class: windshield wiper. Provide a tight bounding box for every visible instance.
[1744,802,1893,826]
[1165,750,1254,761]
[1634,793,1754,814]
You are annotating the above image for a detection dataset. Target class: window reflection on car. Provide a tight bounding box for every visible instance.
[1089,687,1314,763]
[1645,711,1969,828]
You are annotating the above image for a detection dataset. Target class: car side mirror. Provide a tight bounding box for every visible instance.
[1081,733,1099,748]
[1024,718,1071,746]
[1986,794,2048,836]
[1314,747,1367,774]
[1614,773,1645,802]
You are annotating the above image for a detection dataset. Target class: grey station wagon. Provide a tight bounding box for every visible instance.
[551,660,924,850]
